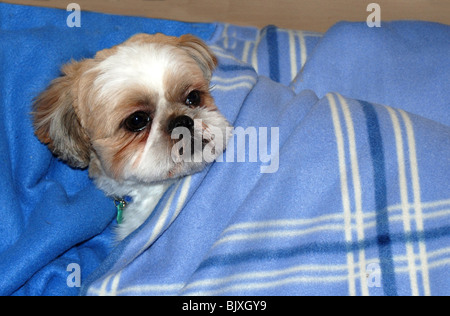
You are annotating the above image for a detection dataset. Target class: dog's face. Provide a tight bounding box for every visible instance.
[33,33,231,183]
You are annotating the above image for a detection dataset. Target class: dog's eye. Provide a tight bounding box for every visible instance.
[185,90,202,107]
[124,111,151,132]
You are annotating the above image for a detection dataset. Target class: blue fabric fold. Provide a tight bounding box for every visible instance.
[291,21,450,126]
[1,3,449,296]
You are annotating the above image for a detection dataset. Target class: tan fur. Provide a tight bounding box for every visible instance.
[163,61,208,104]
[33,60,93,168]
[177,34,218,80]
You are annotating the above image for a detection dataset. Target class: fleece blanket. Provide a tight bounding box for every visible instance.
[1,3,449,296]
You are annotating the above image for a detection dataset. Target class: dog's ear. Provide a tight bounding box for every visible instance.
[177,34,218,81]
[32,61,91,169]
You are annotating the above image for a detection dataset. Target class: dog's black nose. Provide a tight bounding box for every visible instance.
[168,115,194,134]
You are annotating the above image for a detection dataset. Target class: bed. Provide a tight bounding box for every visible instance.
[0,3,449,296]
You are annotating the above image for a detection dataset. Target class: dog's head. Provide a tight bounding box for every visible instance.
[33,33,231,183]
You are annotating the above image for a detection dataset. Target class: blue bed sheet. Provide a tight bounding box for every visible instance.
[0,3,449,296]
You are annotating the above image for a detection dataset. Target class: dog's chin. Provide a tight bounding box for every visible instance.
[124,159,209,184]
[141,157,213,184]
[169,159,211,178]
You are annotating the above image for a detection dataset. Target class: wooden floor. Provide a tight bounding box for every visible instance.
[2,0,449,32]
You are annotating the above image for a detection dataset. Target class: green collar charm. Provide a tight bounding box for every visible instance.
[114,198,127,224]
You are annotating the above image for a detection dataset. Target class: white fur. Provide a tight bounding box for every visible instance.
[94,174,174,241]
[93,43,176,101]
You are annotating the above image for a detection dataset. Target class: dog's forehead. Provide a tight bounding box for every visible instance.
[123,33,181,46]
[88,42,206,112]
[93,43,177,93]
[92,42,206,103]
[93,33,180,60]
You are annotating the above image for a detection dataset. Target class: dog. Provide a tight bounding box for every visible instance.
[32,33,232,240]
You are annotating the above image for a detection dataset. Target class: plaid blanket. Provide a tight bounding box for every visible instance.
[1,3,449,296]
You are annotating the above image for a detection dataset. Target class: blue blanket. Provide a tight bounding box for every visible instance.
[1,3,449,296]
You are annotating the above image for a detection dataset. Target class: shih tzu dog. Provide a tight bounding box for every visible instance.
[32,33,232,240]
